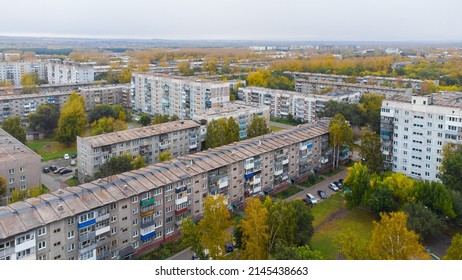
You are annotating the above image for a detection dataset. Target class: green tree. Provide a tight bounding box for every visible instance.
[113,104,131,121]
[358,94,385,133]
[381,172,415,204]
[272,243,323,260]
[56,92,87,146]
[88,104,116,123]
[131,154,146,169]
[444,233,462,260]
[90,117,127,136]
[440,143,462,192]
[335,229,371,260]
[369,212,430,260]
[264,197,296,254]
[292,199,314,246]
[247,116,270,138]
[20,72,39,94]
[367,183,398,218]
[240,197,269,260]
[403,202,446,241]
[152,114,171,125]
[1,116,26,144]
[158,150,173,162]
[180,217,204,259]
[177,61,194,76]
[28,103,60,134]
[94,153,133,179]
[359,130,384,174]
[413,180,456,219]
[205,118,228,149]
[329,114,353,170]
[226,117,240,143]
[138,114,152,126]
[0,177,7,206]
[198,195,231,260]
[344,162,370,208]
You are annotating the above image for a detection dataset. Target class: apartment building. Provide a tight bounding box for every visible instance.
[0,84,129,122]
[192,101,270,140]
[47,60,95,84]
[0,61,47,86]
[131,73,230,119]
[380,92,462,181]
[238,86,360,122]
[0,128,41,206]
[78,84,131,111]
[295,79,413,97]
[0,121,330,260]
[77,120,201,182]
[289,71,439,92]
[0,82,93,95]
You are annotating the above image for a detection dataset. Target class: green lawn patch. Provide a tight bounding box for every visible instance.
[273,185,303,199]
[270,118,297,126]
[299,175,324,188]
[270,125,284,132]
[322,168,343,177]
[65,177,79,187]
[310,193,375,259]
[137,238,189,260]
[26,137,77,161]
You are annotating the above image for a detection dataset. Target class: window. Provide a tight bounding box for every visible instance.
[19,166,24,172]
[166,227,174,235]
[132,196,138,203]
[122,205,127,209]
[9,178,14,184]
[68,243,75,252]
[166,195,173,202]
[8,169,14,175]
[111,227,117,235]
[132,207,139,214]
[166,206,173,213]
[53,241,61,247]
[141,192,151,200]
[38,241,46,250]
[67,230,75,239]
[132,219,138,226]
[19,176,25,182]
[110,203,117,210]
[16,233,35,245]
[16,248,35,260]
[110,216,117,223]
[166,185,173,192]
[153,188,162,196]
[20,185,26,190]
[67,218,75,225]
[38,227,46,236]
[79,212,95,223]
[133,230,138,238]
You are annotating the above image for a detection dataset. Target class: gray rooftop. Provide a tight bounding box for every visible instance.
[0,121,329,239]
[0,128,40,164]
[386,92,462,109]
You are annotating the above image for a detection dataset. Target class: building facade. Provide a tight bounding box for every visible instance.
[47,60,95,85]
[238,86,360,122]
[0,121,330,260]
[0,128,41,206]
[131,73,230,119]
[295,79,413,97]
[192,101,270,140]
[380,93,462,181]
[77,120,202,182]
[78,84,131,111]
[0,61,47,86]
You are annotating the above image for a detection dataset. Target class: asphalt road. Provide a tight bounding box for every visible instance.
[41,158,77,192]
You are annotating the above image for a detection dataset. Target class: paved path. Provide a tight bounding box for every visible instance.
[41,158,75,192]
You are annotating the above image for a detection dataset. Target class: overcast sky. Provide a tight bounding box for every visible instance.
[0,0,461,41]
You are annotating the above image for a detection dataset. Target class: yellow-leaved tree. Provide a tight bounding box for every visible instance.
[240,197,269,260]
[56,92,87,146]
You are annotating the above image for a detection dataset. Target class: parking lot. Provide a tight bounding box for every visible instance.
[41,155,77,192]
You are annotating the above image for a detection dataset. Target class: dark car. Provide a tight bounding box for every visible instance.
[225,243,234,253]
[339,178,344,184]
[71,154,77,159]
[317,190,327,199]
[334,181,343,189]
[54,167,66,174]
[42,166,50,173]
[60,168,73,175]
[49,165,58,172]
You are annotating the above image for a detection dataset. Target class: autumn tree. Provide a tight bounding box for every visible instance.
[329,114,353,170]
[20,72,40,94]
[1,116,26,144]
[272,244,323,260]
[359,130,384,174]
[344,162,370,208]
[197,195,232,260]
[226,117,240,143]
[444,233,462,260]
[246,69,271,88]
[381,172,415,204]
[158,150,172,162]
[264,197,296,254]
[369,212,430,260]
[247,116,270,138]
[335,229,371,260]
[90,117,127,135]
[118,65,133,84]
[358,94,385,133]
[180,217,204,258]
[152,114,179,125]
[0,177,7,206]
[240,197,270,260]
[28,103,60,134]
[440,143,462,192]
[177,61,194,76]
[131,154,146,169]
[138,114,152,126]
[56,92,87,146]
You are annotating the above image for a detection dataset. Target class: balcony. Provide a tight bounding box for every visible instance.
[175,207,188,215]
[141,219,155,229]
[253,185,262,193]
[245,160,254,170]
[175,196,188,205]
[141,231,156,241]
[282,157,289,165]
[96,213,110,222]
[140,197,155,207]
[219,176,228,189]
[274,168,283,176]
[175,185,187,193]
[95,225,110,236]
[159,141,170,149]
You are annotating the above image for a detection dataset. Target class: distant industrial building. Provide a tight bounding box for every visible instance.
[0,128,41,205]
[192,101,270,140]
[76,120,201,182]
[131,73,230,119]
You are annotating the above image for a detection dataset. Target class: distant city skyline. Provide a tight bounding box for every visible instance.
[0,0,461,42]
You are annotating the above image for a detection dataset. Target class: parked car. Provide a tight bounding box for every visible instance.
[42,166,50,173]
[49,165,58,172]
[317,190,327,199]
[71,154,77,158]
[64,154,70,160]
[54,167,66,174]
[334,181,343,189]
[338,178,344,184]
[191,253,200,260]
[306,193,318,205]
[225,243,234,253]
[60,168,73,175]
[329,183,339,192]
[70,160,76,166]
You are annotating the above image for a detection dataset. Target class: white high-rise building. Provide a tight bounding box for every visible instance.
[0,61,47,86]
[47,60,95,84]
[380,93,462,181]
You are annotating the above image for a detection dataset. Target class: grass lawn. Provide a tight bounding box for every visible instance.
[310,193,375,259]
[299,176,324,188]
[322,168,343,177]
[273,185,303,199]
[270,125,284,132]
[270,118,297,126]
[65,177,79,187]
[26,137,77,161]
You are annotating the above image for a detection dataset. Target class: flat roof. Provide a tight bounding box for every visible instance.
[0,128,40,163]
[386,92,462,109]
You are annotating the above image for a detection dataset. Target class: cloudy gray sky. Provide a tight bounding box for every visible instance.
[1,0,461,41]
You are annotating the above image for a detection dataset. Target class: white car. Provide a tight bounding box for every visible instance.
[306,193,318,205]
[64,154,70,160]
[329,183,339,192]
[70,160,76,166]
